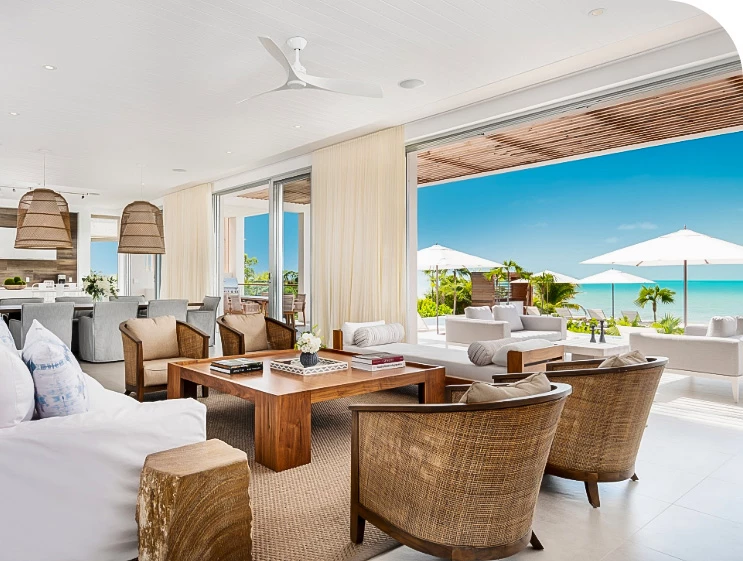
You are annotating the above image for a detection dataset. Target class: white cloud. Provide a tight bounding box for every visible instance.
[605,236,620,244]
[618,222,658,231]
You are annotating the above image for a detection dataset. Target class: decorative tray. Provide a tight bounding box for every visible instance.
[269,357,349,376]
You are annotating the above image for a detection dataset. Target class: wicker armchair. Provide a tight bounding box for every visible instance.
[217,314,296,356]
[494,356,668,507]
[350,383,572,560]
[120,317,210,402]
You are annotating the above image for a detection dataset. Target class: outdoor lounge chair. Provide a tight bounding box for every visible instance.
[493,355,668,507]
[525,306,541,316]
[621,310,649,324]
[587,308,607,321]
[350,382,571,559]
[556,307,585,321]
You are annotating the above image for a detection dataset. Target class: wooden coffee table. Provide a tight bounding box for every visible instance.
[167,349,445,472]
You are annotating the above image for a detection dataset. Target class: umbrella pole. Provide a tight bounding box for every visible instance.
[436,266,440,335]
[683,260,688,327]
[611,283,615,319]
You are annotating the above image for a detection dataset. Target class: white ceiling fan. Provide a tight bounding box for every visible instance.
[237,36,383,104]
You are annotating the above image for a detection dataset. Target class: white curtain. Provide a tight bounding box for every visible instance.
[161,183,215,302]
[312,126,407,337]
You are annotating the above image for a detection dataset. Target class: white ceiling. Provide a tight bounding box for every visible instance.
[0,0,725,209]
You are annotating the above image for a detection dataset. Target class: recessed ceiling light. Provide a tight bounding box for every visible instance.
[294,125,301,129]
[172,168,187,172]
[226,151,232,154]
[43,65,57,71]
[8,112,19,116]
[588,8,606,16]
[398,78,425,89]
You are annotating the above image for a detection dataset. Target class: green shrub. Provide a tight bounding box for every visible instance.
[4,278,13,285]
[4,277,24,285]
[417,298,453,318]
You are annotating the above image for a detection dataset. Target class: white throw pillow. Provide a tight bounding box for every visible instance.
[468,338,516,366]
[0,345,35,428]
[22,320,89,418]
[353,323,405,347]
[492,305,524,332]
[706,316,737,338]
[341,320,385,346]
[464,306,493,320]
[0,320,17,354]
[736,316,743,336]
[492,339,554,367]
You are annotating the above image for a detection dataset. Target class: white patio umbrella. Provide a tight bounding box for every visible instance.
[417,244,502,333]
[578,269,654,318]
[582,228,743,325]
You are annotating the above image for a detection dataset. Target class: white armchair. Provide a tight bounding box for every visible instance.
[446,313,566,345]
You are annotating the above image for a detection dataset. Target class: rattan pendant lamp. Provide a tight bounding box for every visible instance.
[14,152,73,250]
[118,166,165,254]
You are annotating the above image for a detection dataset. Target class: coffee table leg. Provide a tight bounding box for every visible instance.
[167,364,197,399]
[420,369,446,404]
[255,392,311,471]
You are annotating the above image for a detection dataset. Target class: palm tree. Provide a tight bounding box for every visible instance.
[448,268,470,315]
[634,285,675,322]
[501,259,524,303]
[484,266,509,300]
[532,274,580,314]
[652,313,684,334]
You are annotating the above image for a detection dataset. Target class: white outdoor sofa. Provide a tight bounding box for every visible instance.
[445,313,566,346]
[629,324,743,402]
[0,373,206,561]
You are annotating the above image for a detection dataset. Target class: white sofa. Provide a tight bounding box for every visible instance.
[0,374,206,561]
[630,324,743,402]
[446,314,566,345]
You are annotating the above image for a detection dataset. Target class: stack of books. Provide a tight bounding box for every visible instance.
[351,352,405,371]
[210,358,264,375]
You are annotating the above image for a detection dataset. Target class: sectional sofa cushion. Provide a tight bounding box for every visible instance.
[707,316,737,338]
[492,305,524,332]
[0,345,35,428]
[353,323,405,348]
[599,350,647,368]
[222,313,269,351]
[736,316,743,336]
[468,338,516,366]
[0,320,17,353]
[22,320,89,419]
[123,316,180,360]
[341,320,385,346]
[464,306,493,320]
[459,373,552,403]
[492,338,553,367]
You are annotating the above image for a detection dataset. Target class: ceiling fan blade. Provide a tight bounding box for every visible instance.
[258,36,294,77]
[236,84,291,104]
[300,73,383,98]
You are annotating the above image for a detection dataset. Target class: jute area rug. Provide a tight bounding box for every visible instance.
[200,385,419,561]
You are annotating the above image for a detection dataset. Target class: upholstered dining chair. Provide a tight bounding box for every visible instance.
[186,295,221,346]
[217,313,296,356]
[293,293,306,325]
[79,301,139,362]
[146,299,188,322]
[494,356,668,508]
[120,315,209,401]
[282,294,296,327]
[110,295,146,303]
[8,302,75,349]
[350,383,571,560]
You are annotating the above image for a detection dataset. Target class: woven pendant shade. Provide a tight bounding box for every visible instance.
[118,201,165,254]
[14,188,73,249]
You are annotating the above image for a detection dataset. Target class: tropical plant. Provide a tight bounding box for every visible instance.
[532,274,581,314]
[82,271,118,301]
[634,285,675,322]
[417,298,453,318]
[243,254,259,281]
[566,318,620,336]
[617,315,641,327]
[653,314,684,334]
[484,266,509,299]
[3,276,25,286]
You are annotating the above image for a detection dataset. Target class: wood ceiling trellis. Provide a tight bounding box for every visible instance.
[417,75,743,185]
[237,178,311,205]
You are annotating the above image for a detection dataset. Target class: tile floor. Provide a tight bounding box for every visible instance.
[84,361,743,561]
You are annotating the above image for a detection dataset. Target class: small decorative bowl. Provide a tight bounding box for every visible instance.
[3,284,27,290]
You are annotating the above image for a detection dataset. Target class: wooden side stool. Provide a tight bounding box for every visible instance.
[137,439,252,561]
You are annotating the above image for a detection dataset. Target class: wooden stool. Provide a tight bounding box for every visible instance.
[137,439,252,561]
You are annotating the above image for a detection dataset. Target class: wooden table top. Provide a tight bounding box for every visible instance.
[170,349,443,399]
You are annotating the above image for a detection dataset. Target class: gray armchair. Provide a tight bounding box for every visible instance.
[186,296,220,346]
[146,299,188,322]
[9,302,74,349]
[111,295,145,303]
[79,302,140,362]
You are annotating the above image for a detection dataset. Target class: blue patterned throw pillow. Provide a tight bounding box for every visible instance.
[0,319,16,353]
[22,320,89,418]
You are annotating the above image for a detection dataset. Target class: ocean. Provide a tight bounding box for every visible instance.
[417,275,743,324]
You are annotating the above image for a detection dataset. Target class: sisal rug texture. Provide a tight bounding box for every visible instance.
[200,386,419,561]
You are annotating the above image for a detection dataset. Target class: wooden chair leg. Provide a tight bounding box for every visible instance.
[631,473,639,481]
[201,386,209,398]
[350,511,365,544]
[136,386,145,403]
[585,481,600,508]
[530,531,544,550]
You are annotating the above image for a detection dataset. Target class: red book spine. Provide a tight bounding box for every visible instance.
[359,356,404,365]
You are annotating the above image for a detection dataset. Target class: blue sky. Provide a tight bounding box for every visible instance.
[418,130,743,281]
[243,212,299,274]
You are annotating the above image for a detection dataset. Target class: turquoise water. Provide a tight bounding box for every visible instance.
[417,275,743,324]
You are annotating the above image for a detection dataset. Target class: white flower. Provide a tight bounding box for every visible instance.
[296,332,321,354]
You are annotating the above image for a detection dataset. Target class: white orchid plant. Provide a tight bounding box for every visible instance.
[295,330,322,354]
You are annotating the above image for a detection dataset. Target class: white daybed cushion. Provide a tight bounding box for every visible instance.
[464,306,493,320]
[492,339,554,367]
[345,341,507,383]
[510,330,563,342]
[0,345,34,428]
[707,316,737,338]
[353,323,405,347]
[493,305,524,332]
[341,320,385,346]
[468,338,516,366]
